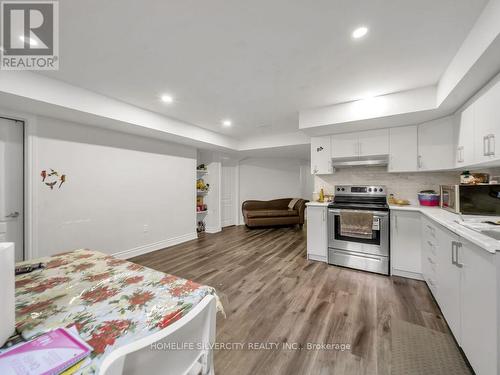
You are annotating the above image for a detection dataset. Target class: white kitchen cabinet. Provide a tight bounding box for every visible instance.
[390,210,422,279]
[459,239,497,375]
[474,80,500,164]
[310,136,332,174]
[388,126,418,172]
[331,133,358,158]
[456,106,475,166]
[433,223,462,342]
[306,205,328,262]
[417,116,455,171]
[358,129,389,156]
[331,129,389,159]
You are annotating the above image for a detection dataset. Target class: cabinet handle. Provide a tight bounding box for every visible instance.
[418,155,423,169]
[455,242,463,268]
[322,209,326,222]
[484,135,489,156]
[451,241,456,265]
[358,142,362,156]
[489,134,495,156]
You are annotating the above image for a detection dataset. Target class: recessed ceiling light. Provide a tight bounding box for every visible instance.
[352,26,368,39]
[222,120,232,127]
[19,35,38,46]
[160,94,173,103]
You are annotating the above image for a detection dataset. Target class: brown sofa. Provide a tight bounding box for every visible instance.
[242,198,308,228]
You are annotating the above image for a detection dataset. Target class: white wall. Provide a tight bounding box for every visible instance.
[33,116,197,258]
[238,158,312,223]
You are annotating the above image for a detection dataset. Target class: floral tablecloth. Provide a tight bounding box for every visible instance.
[15,249,221,374]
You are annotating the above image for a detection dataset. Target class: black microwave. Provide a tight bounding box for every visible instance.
[440,184,500,215]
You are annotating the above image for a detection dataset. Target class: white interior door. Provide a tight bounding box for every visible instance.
[0,118,24,261]
[221,165,236,227]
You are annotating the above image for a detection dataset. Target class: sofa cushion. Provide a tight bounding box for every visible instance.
[246,209,298,218]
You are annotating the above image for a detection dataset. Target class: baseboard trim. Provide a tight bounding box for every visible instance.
[205,226,222,234]
[307,254,327,263]
[114,232,198,259]
[391,268,424,281]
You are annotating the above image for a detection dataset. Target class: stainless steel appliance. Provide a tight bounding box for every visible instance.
[328,185,389,275]
[440,184,500,215]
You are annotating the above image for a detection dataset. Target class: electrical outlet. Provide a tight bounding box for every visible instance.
[143,224,149,233]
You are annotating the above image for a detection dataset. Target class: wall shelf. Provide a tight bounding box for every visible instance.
[196,170,208,175]
[197,190,209,195]
[197,210,208,215]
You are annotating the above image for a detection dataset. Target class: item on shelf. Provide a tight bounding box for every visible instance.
[196,179,210,192]
[490,176,500,184]
[197,220,206,232]
[460,170,472,184]
[460,172,490,185]
[196,164,207,171]
[471,173,489,184]
[388,194,396,205]
[418,190,440,206]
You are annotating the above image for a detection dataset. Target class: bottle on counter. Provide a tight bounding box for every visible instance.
[319,188,325,203]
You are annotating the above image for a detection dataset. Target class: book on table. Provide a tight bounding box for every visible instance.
[0,327,92,375]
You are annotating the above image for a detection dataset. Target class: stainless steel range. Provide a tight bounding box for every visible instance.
[328,185,390,275]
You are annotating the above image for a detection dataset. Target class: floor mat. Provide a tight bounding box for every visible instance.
[391,319,471,375]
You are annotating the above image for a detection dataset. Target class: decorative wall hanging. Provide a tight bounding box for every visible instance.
[41,169,67,190]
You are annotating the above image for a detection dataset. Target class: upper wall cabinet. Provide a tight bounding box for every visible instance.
[473,79,500,164]
[389,126,418,172]
[310,136,333,174]
[331,129,389,159]
[456,107,475,167]
[331,133,358,158]
[358,129,389,157]
[417,117,455,171]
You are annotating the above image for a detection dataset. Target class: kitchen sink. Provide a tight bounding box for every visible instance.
[479,230,500,241]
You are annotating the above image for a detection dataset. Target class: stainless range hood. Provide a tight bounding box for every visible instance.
[331,155,389,168]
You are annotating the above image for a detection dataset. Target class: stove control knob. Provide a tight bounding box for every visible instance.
[379,188,383,192]
[336,188,340,191]
[341,188,345,191]
[368,188,372,192]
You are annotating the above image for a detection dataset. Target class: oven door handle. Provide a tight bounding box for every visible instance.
[328,209,388,216]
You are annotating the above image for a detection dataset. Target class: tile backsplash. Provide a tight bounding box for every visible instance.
[314,167,500,205]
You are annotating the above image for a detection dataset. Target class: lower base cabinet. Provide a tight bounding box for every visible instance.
[421,216,499,375]
[390,210,422,279]
[306,206,327,262]
[460,239,498,375]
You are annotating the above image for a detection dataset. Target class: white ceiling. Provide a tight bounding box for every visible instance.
[40,0,487,139]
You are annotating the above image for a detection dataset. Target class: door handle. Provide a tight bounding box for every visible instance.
[5,211,19,218]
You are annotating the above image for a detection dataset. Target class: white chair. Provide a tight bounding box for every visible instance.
[100,295,217,375]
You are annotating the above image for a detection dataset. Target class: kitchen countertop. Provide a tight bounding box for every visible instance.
[390,204,500,254]
[306,201,330,207]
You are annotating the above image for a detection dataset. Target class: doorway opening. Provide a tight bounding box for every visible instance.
[0,117,25,261]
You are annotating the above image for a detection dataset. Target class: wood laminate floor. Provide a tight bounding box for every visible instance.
[131,226,457,375]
